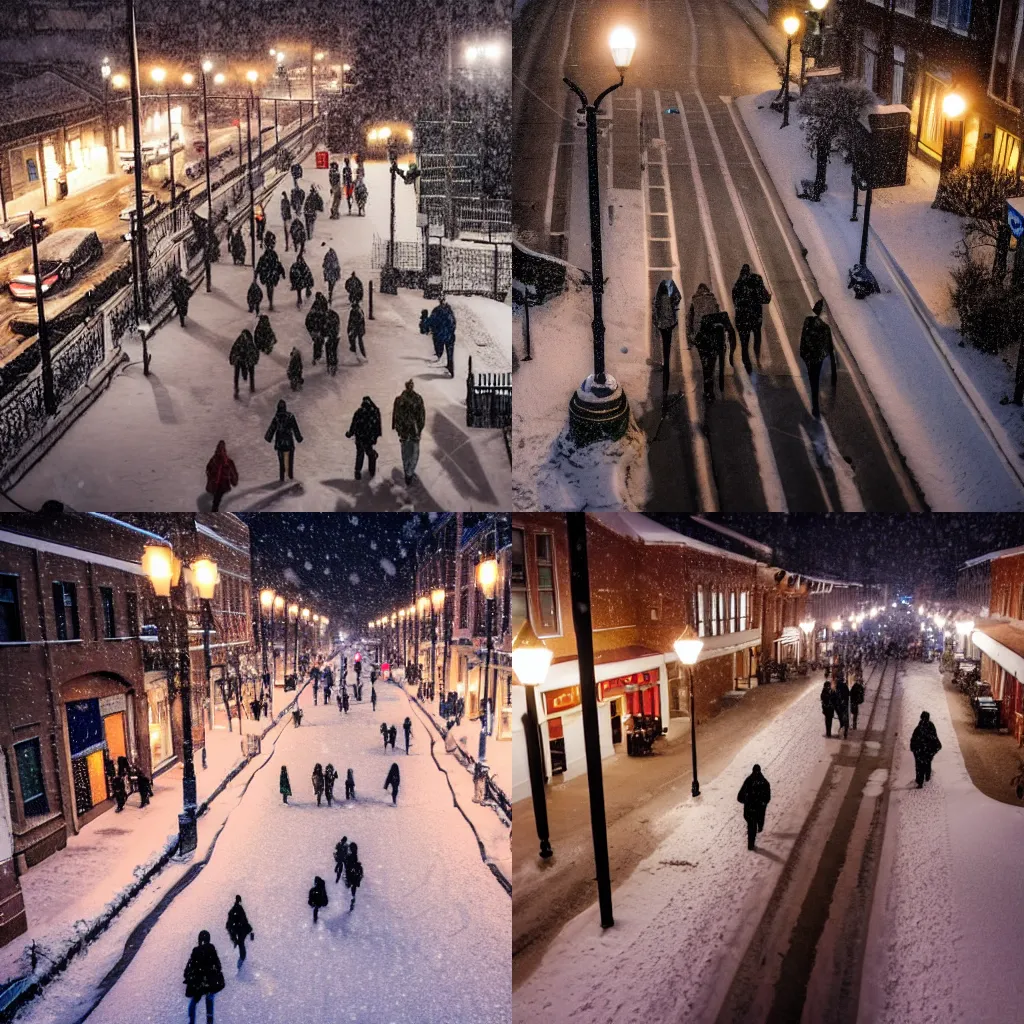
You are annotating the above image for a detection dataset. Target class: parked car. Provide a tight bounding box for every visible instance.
[0,215,47,257]
[8,229,103,301]
[118,188,159,221]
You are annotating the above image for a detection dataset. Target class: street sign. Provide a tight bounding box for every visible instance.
[315,150,329,169]
[1007,197,1024,239]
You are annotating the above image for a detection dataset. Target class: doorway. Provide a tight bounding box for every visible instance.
[610,698,623,744]
[547,716,567,775]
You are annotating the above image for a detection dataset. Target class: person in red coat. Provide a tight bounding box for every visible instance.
[205,441,238,512]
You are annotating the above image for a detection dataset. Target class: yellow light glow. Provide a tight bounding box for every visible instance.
[417,596,429,615]
[783,15,801,35]
[111,73,127,89]
[609,26,637,71]
[512,619,553,687]
[142,545,174,597]
[465,46,479,61]
[368,621,375,629]
[151,67,166,83]
[379,126,391,139]
[182,72,194,86]
[431,588,446,611]
[246,69,258,83]
[368,129,378,141]
[213,73,225,85]
[202,60,213,73]
[313,614,320,623]
[942,92,966,119]
[260,588,275,610]
[343,63,351,72]
[407,128,414,142]
[301,607,310,621]
[476,558,499,599]
[289,603,299,620]
[274,596,285,611]
[191,558,219,600]
[810,0,828,9]
[314,52,325,61]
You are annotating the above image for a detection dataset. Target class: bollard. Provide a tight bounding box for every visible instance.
[368,279,374,320]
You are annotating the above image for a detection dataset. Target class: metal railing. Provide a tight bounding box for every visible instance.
[442,243,511,301]
[371,234,425,271]
[421,195,511,239]
[466,356,511,429]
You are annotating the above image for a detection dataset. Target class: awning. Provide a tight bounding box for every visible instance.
[774,626,803,647]
[971,622,1024,682]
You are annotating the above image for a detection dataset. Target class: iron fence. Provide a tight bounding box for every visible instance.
[421,195,511,239]
[443,243,511,301]
[107,290,136,347]
[485,773,511,819]
[0,376,46,474]
[466,356,511,429]
[52,320,105,402]
[371,234,425,271]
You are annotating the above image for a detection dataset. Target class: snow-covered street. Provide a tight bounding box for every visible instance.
[15,663,510,1024]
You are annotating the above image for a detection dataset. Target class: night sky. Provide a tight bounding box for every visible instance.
[239,513,438,633]
[651,515,1024,596]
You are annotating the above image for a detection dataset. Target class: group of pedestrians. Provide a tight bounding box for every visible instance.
[378,716,414,754]
[652,263,837,418]
[819,664,865,739]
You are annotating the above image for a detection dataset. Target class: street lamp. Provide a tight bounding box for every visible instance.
[100,58,115,176]
[151,67,178,207]
[781,16,800,129]
[398,608,406,667]
[288,603,300,679]
[431,588,445,702]
[259,588,275,712]
[955,618,974,655]
[674,628,704,798]
[800,619,816,665]
[417,596,429,675]
[272,594,284,692]
[197,60,215,292]
[563,26,636,446]
[512,619,553,860]
[800,0,828,87]
[476,559,499,761]
[125,0,152,337]
[934,91,967,208]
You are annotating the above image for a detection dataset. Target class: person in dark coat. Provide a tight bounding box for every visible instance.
[388,724,397,750]
[111,772,127,812]
[737,764,771,851]
[225,895,254,968]
[392,380,426,486]
[380,722,389,750]
[286,347,303,391]
[346,396,382,480]
[303,187,320,238]
[384,762,400,804]
[253,315,276,356]
[265,398,302,481]
[371,685,377,711]
[329,161,341,191]
[821,679,836,738]
[323,763,338,806]
[403,716,412,754]
[323,307,341,375]
[136,771,152,808]
[910,711,942,787]
[305,293,328,364]
[799,298,836,419]
[229,228,246,266]
[229,329,259,397]
[290,254,313,307]
[731,263,772,372]
[255,247,285,311]
[421,296,457,376]
[254,202,266,245]
[289,216,306,258]
[330,182,342,219]
[311,763,325,806]
[279,765,291,804]
[346,855,363,911]
[171,270,192,328]
[850,679,865,730]
[183,930,225,1024]
[695,309,732,406]
[322,248,341,303]
[280,191,292,250]
[341,689,350,714]
[345,768,355,800]
[348,301,367,359]
[290,184,305,222]
[342,158,354,213]
[308,876,328,924]
[334,836,350,884]
[355,178,368,216]
[246,279,263,315]
[652,278,682,397]
[834,676,850,739]
[345,271,363,306]
[205,441,238,512]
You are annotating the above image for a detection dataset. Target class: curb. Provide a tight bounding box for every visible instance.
[727,0,785,66]
[0,682,309,1022]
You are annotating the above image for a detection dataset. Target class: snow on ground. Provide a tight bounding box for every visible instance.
[16,664,510,1024]
[11,156,510,512]
[514,676,834,1023]
[858,661,1024,1024]
[737,92,1024,511]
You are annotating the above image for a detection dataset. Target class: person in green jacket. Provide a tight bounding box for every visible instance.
[392,380,426,486]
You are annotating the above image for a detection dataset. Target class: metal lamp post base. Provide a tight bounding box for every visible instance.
[568,373,630,446]
[178,812,198,856]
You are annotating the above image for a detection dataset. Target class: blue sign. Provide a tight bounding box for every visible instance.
[1009,206,1024,240]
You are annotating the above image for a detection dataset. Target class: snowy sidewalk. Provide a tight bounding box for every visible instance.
[11,155,511,512]
[859,661,1024,1024]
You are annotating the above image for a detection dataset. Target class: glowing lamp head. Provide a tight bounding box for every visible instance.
[314,52,325,61]
[942,92,966,119]
[399,609,406,620]
[673,627,704,666]
[111,73,127,89]
[322,618,329,628]
[368,620,375,630]
[783,15,801,35]
[933,613,947,629]
[379,126,392,139]
[277,52,285,64]
[101,60,111,79]
[151,67,166,84]
[407,605,415,616]
[417,596,430,615]
[260,588,275,610]
[274,596,285,612]
[800,619,816,636]
[202,60,213,73]
[809,0,828,10]
[289,603,299,621]
[465,46,479,61]
[190,558,219,600]
[431,587,446,612]
[832,619,843,632]
[313,614,320,623]
[512,619,553,687]
[609,26,637,71]
[301,608,310,622]
[391,614,397,626]
[476,558,499,600]
[343,63,351,72]
[483,43,501,59]
[182,72,194,86]
[142,545,175,597]
[955,619,975,636]
[246,69,258,84]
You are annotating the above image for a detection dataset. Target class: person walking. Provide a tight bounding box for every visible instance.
[380,722,389,750]
[183,931,225,1024]
[323,248,340,303]
[348,301,367,360]
[346,396,382,480]
[799,298,836,419]
[254,314,276,357]
[334,836,350,884]
[305,293,328,364]
[136,771,152,808]
[388,724,397,751]
[171,269,192,328]
[342,158,354,214]
[290,183,305,221]
[256,246,285,311]
[731,263,772,372]
[346,854,363,911]
[324,763,338,806]
[384,762,401,805]
[329,160,341,192]
[652,278,682,397]
[303,186,322,238]
[821,678,836,738]
[355,178,368,216]
[229,329,259,397]
[371,685,377,712]
[289,216,306,258]
[205,441,238,512]
[246,278,263,315]
[402,716,413,754]
[910,711,942,788]
[280,191,292,250]
[850,678,865,730]
[695,309,730,406]
[308,876,328,924]
[345,767,355,800]
[330,181,342,219]
[322,305,340,375]
[834,674,850,740]
[311,763,325,806]
[111,771,127,812]
[737,764,772,851]
[421,296,457,377]
[345,271,363,306]
[279,765,292,804]
[265,399,303,481]
[392,380,426,486]
[290,253,313,308]
[225,895,254,968]
[254,202,266,245]
[341,689,350,714]
[229,228,246,266]
[288,343,303,386]
[686,282,719,349]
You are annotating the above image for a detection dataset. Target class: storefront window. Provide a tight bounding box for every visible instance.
[147,682,172,767]
[696,586,706,637]
[53,581,80,640]
[66,699,108,815]
[534,534,559,635]
[993,127,1021,175]
[918,74,946,158]
[0,574,23,642]
[14,738,48,818]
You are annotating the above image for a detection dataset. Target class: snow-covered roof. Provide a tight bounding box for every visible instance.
[689,516,774,558]
[962,544,1024,569]
[590,513,760,566]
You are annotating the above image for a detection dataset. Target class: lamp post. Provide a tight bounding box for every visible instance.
[800,619,816,666]
[673,628,704,798]
[955,618,974,656]
[476,558,498,763]
[273,595,284,695]
[563,27,636,447]
[245,71,258,269]
[391,613,398,665]
[417,596,429,679]
[260,589,274,707]
[289,603,300,679]
[27,211,56,415]
[100,58,115,175]
[382,147,417,294]
[780,17,800,129]
[150,68,177,206]
[192,557,219,734]
[512,619,553,860]
[431,588,445,702]
[933,92,967,208]
[800,0,828,88]
[301,608,311,672]
[399,609,406,668]
[198,61,215,292]
[125,0,151,328]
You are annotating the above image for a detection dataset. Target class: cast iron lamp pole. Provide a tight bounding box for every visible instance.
[781,17,800,129]
[199,61,215,292]
[512,619,553,860]
[476,559,499,764]
[563,27,636,447]
[290,603,300,679]
[431,588,445,703]
[674,629,704,798]
[260,589,275,706]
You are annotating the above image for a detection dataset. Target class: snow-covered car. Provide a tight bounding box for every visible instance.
[8,229,103,301]
[118,189,159,221]
[0,215,46,256]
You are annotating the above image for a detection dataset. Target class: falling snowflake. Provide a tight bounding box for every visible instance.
[287,549,293,559]
[304,561,313,571]
[370,541,378,551]
[298,523,305,531]
[283,568,300,585]
[399,547,407,559]
[349,572,360,585]
[380,558,397,577]
[324,568,331,576]
[349,515,359,525]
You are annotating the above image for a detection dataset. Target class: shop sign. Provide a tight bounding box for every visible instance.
[99,694,127,717]
[544,685,581,715]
